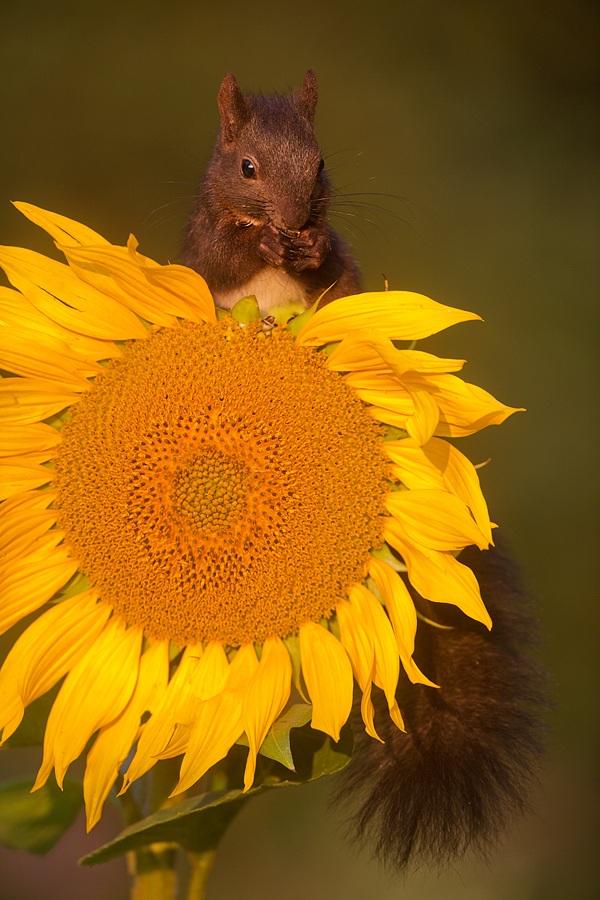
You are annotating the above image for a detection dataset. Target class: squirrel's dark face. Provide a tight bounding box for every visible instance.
[211,72,330,233]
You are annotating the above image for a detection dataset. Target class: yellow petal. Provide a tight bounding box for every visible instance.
[0,327,93,388]
[348,584,403,728]
[367,556,437,687]
[1,525,64,569]
[156,642,229,759]
[0,548,78,636]
[121,644,204,790]
[173,644,259,796]
[404,384,440,445]
[134,252,216,325]
[0,490,56,562]
[34,618,143,791]
[13,202,111,247]
[419,373,523,437]
[60,242,189,327]
[0,246,147,340]
[385,437,493,544]
[60,238,216,326]
[296,291,481,346]
[0,377,79,425]
[359,676,380,741]
[0,286,120,362]
[241,637,291,792]
[336,600,380,741]
[355,368,522,439]
[84,639,169,831]
[189,641,229,700]
[1,449,56,467]
[299,620,353,742]
[385,488,489,551]
[0,461,54,500]
[347,377,441,445]
[329,328,465,377]
[0,591,110,743]
[383,520,492,629]
[0,423,61,459]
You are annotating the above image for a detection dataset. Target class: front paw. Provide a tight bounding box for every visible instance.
[287,227,331,272]
[259,224,287,268]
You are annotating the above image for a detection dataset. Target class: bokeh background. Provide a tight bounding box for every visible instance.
[1,1,598,898]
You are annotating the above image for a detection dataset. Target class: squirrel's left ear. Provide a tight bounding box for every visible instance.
[218,73,250,143]
[298,70,318,123]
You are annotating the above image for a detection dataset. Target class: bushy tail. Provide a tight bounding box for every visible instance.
[337,536,548,868]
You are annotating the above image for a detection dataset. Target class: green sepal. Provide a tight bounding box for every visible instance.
[370,542,408,572]
[382,424,409,442]
[45,406,72,431]
[51,572,91,603]
[215,307,230,321]
[0,777,83,854]
[81,722,353,865]
[320,341,340,358]
[236,703,313,769]
[282,634,309,702]
[286,294,321,338]
[230,295,261,324]
[265,300,306,325]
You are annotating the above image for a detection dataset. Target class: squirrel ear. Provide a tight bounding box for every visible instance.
[218,73,250,143]
[298,70,319,124]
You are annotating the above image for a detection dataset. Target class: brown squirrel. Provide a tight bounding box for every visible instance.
[180,71,361,312]
[181,73,546,868]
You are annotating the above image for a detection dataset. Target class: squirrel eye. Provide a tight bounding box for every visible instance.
[318,158,325,174]
[241,158,256,178]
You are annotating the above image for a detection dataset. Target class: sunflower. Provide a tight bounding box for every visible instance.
[0,203,520,832]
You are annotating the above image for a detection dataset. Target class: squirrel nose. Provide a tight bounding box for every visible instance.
[273,202,310,233]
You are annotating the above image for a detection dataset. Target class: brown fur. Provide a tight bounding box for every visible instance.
[337,535,548,868]
[180,72,361,311]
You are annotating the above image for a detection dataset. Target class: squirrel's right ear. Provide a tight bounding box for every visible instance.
[298,70,319,124]
[218,73,250,143]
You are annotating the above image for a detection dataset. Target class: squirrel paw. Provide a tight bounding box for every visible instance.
[287,227,331,272]
[258,224,287,268]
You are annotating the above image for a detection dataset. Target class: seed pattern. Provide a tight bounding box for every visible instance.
[54,319,390,645]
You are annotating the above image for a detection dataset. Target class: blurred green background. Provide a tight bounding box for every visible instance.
[1,1,598,898]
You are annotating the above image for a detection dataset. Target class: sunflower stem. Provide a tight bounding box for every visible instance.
[186,849,216,900]
[128,844,178,900]
[151,758,181,812]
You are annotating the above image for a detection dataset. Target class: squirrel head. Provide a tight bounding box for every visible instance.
[211,71,329,232]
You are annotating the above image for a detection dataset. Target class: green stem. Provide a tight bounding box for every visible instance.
[128,844,178,900]
[186,850,216,900]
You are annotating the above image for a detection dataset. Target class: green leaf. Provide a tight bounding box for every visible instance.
[309,726,354,780]
[230,295,261,324]
[81,722,354,866]
[236,703,313,769]
[0,777,83,854]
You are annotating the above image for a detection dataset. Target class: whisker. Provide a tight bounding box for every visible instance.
[328,210,387,245]
[143,196,199,229]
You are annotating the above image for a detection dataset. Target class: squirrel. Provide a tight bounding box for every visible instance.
[180,71,361,313]
[181,73,546,868]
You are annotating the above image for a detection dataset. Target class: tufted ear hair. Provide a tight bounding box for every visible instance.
[298,70,319,124]
[218,73,251,143]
